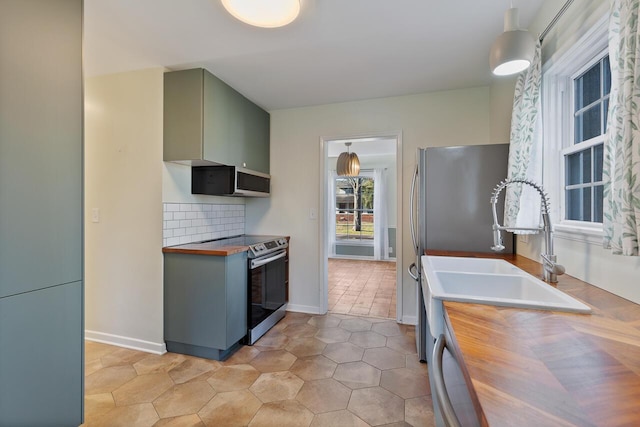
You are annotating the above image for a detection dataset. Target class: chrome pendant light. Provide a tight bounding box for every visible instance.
[336,142,360,176]
[490,7,536,76]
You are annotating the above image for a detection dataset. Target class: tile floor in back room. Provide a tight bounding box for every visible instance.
[82,312,434,427]
[328,259,397,319]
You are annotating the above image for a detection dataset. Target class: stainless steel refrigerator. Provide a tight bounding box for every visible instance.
[409,144,513,364]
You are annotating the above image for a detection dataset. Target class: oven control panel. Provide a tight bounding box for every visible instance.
[249,238,288,258]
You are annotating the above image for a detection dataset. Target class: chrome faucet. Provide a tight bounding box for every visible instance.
[490,179,565,283]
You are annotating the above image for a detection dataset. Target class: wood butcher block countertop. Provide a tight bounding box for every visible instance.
[426,250,640,427]
[162,236,250,256]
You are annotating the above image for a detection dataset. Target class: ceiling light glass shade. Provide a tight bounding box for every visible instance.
[221,0,300,28]
[336,144,360,176]
[490,8,536,76]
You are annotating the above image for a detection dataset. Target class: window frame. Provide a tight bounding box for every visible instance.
[333,172,375,244]
[561,52,608,223]
[542,14,609,245]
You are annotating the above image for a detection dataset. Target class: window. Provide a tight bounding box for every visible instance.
[335,176,374,242]
[563,55,610,223]
[542,15,609,243]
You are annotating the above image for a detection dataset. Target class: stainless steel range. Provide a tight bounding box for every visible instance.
[241,235,289,344]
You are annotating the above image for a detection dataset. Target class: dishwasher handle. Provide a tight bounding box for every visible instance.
[433,334,462,427]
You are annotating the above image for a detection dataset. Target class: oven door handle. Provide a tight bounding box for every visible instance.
[250,250,287,269]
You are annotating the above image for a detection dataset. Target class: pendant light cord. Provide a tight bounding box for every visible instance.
[539,0,575,42]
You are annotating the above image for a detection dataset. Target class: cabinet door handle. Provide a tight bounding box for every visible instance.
[433,334,462,427]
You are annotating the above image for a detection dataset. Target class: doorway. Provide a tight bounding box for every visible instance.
[320,135,402,320]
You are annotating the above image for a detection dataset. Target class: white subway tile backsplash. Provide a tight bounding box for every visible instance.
[166,236,181,246]
[162,203,245,247]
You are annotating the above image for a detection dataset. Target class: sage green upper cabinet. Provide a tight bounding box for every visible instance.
[164,68,270,174]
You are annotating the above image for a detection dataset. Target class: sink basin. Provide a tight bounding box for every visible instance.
[432,271,591,312]
[427,256,520,275]
[421,256,591,337]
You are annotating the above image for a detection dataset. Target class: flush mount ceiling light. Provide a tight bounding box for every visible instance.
[336,142,361,176]
[489,7,536,76]
[221,0,300,28]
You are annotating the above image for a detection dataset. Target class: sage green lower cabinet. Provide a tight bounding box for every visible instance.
[0,281,83,426]
[164,252,248,360]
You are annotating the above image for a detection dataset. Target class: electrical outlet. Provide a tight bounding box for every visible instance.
[389,246,393,254]
[519,234,529,243]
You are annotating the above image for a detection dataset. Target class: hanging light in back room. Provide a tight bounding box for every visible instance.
[489,7,536,76]
[336,142,361,176]
[221,0,301,28]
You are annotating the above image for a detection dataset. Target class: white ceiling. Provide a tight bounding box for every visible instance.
[84,0,544,111]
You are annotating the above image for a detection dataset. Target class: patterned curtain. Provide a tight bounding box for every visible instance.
[604,0,640,256]
[503,41,544,232]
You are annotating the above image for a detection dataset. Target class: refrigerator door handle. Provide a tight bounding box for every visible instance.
[408,262,419,281]
[410,163,418,256]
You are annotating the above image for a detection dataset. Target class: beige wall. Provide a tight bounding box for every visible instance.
[514,0,640,304]
[246,87,493,321]
[85,68,165,352]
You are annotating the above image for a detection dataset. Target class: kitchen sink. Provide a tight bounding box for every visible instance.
[432,271,591,312]
[427,256,521,275]
[421,256,591,337]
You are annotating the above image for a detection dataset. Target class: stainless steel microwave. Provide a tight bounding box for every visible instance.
[192,166,270,197]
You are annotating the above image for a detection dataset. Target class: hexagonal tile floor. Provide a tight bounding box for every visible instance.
[82,313,433,427]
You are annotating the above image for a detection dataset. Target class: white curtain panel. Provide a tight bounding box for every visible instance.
[373,168,389,260]
[328,170,337,257]
[604,0,640,256]
[503,41,544,233]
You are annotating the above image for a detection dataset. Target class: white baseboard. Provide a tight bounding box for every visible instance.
[401,315,418,325]
[286,304,322,315]
[85,330,167,355]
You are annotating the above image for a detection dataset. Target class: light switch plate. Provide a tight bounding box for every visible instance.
[91,208,100,223]
[309,208,317,220]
